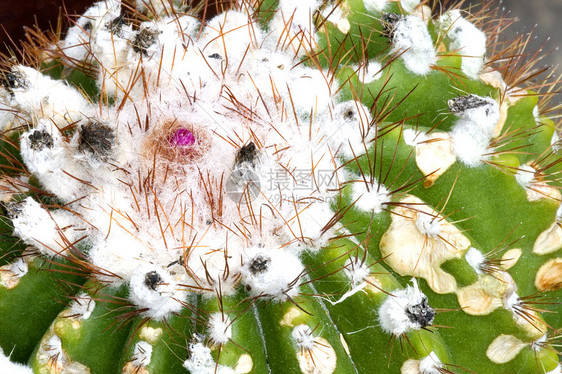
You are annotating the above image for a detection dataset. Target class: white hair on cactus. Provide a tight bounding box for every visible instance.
[326,100,373,158]
[378,279,435,336]
[0,347,33,374]
[0,65,87,128]
[292,324,315,350]
[352,179,391,214]
[183,341,235,374]
[356,60,383,84]
[363,0,387,13]
[344,257,370,286]
[268,0,321,54]
[465,247,486,275]
[241,247,304,301]
[449,95,500,166]
[321,2,350,33]
[390,16,436,75]
[415,212,442,238]
[285,67,334,116]
[128,265,187,320]
[437,10,486,79]
[515,164,536,188]
[418,351,444,374]
[200,11,262,67]
[69,293,96,320]
[59,0,121,63]
[19,121,88,202]
[208,313,232,345]
[400,0,420,13]
[130,340,153,367]
[8,197,82,257]
[7,258,28,278]
[403,128,428,147]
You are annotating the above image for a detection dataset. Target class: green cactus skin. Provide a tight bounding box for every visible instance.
[0,0,560,373]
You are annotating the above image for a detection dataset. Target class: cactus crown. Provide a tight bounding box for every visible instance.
[0,0,560,373]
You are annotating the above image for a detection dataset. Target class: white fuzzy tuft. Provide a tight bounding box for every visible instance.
[208,313,232,345]
[391,16,436,75]
[69,293,96,320]
[344,257,370,286]
[515,164,536,188]
[130,341,153,367]
[378,279,434,336]
[2,65,87,126]
[352,180,391,214]
[241,248,304,301]
[292,324,315,350]
[356,60,383,84]
[363,0,387,13]
[183,342,235,374]
[438,10,486,79]
[403,129,428,147]
[415,212,442,238]
[400,0,420,13]
[450,95,500,166]
[9,197,82,257]
[465,247,486,275]
[418,351,443,374]
[60,0,121,63]
[7,258,28,278]
[128,265,187,320]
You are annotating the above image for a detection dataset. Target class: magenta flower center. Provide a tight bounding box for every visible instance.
[169,128,196,147]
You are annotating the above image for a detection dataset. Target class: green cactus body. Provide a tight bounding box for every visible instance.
[0,0,560,373]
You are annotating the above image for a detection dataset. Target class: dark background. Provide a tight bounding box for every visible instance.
[1,0,561,102]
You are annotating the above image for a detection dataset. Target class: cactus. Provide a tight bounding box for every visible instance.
[0,0,560,373]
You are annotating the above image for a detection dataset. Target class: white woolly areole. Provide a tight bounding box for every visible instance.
[352,180,391,214]
[241,248,304,301]
[208,313,232,345]
[69,293,96,320]
[391,16,436,75]
[356,60,383,84]
[363,0,387,13]
[378,279,432,336]
[344,257,370,286]
[503,290,520,312]
[3,65,87,126]
[292,324,315,350]
[450,95,500,166]
[8,258,28,278]
[0,347,33,374]
[60,0,121,63]
[415,212,442,238]
[183,342,235,374]
[10,197,80,257]
[437,10,486,79]
[324,100,373,159]
[403,129,428,147]
[515,164,536,188]
[128,265,186,320]
[400,0,420,13]
[465,247,486,275]
[130,340,153,367]
[418,351,443,374]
